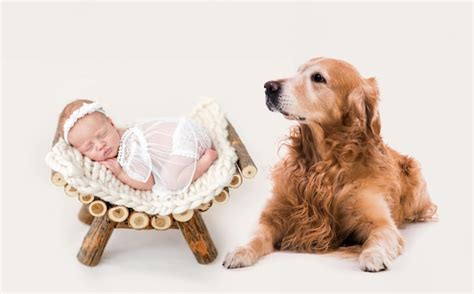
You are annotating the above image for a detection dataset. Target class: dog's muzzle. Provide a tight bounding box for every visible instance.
[264,80,306,121]
[264,80,281,111]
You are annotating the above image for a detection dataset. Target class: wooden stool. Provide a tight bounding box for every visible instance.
[50,120,256,266]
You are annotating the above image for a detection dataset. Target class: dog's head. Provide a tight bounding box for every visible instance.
[265,57,381,135]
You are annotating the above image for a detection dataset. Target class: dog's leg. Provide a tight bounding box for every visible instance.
[223,221,280,269]
[412,174,438,222]
[354,192,405,272]
[400,156,438,222]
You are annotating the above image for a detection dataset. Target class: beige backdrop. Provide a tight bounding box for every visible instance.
[2,1,472,292]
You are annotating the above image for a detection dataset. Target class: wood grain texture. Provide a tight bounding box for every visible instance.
[78,204,94,225]
[226,119,257,178]
[177,211,217,264]
[77,215,117,266]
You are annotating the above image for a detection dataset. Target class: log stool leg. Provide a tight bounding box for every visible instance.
[77,215,117,266]
[177,211,217,264]
[78,204,94,225]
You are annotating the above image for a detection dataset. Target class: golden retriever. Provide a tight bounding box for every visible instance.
[223,57,437,272]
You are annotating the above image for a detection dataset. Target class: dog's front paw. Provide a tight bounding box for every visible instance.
[222,246,258,269]
[359,247,391,272]
[359,227,405,272]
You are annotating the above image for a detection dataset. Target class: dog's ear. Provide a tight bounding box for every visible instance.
[347,77,381,136]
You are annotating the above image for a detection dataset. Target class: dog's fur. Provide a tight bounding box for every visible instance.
[223,57,437,272]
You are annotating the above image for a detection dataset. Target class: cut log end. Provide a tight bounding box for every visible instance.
[242,165,257,179]
[229,173,242,188]
[214,188,229,204]
[88,200,107,217]
[198,201,212,212]
[79,193,94,204]
[107,206,129,223]
[151,215,172,230]
[64,184,80,197]
[51,172,67,186]
[129,212,150,229]
[172,210,195,222]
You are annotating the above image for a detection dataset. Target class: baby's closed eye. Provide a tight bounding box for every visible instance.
[98,130,107,138]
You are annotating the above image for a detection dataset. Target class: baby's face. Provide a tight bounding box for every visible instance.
[67,112,121,162]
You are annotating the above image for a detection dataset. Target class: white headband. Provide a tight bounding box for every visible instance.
[63,102,106,144]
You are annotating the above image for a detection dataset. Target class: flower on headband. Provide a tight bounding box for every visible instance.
[63,102,106,144]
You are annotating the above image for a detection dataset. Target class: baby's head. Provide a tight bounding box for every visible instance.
[57,99,121,161]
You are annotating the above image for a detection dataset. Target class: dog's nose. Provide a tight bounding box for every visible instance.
[264,81,281,99]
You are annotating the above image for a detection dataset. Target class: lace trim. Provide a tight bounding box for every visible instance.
[63,102,105,144]
[117,129,132,167]
[117,127,149,169]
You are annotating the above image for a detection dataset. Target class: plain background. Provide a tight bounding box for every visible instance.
[1,1,472,292]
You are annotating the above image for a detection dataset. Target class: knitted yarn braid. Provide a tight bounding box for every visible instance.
[45,99,238,215]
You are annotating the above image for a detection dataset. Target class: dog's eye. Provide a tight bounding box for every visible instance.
[311,73,326,83]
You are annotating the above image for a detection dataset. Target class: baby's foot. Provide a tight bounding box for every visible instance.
[203,148,218,162]
[192,149,218,181]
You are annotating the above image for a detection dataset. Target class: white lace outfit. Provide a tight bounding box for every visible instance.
[117,117,212,199]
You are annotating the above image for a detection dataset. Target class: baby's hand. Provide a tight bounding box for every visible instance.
[101,158,124,178]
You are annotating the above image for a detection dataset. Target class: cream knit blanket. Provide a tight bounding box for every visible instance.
[45,99,238,216]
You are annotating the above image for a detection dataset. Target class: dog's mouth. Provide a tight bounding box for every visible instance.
[266,96,306,121]
[280,110,306,121]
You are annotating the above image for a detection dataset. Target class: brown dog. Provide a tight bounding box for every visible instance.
[223,57,437,272]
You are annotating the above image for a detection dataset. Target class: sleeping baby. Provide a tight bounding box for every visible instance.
[57,99,218,197]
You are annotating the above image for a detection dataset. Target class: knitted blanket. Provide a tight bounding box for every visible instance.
[45,99,238,216]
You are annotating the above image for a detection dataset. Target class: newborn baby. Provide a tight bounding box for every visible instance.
[58,99,218,197]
